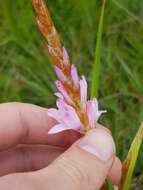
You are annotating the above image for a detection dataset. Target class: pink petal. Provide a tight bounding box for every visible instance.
[56,99,83,130]
[56,98,67,109]
[48,124,68,134]
[96,110,107,121]
[92,98,106,121]
[93,98,98,110]
[87,100,95,128]
[80,76,87,104]
[47,108,61,123]
[87,99,107,128]
[54,66,66,81]
[91,98,98,121]
[54,92,64,100]
[55,80,73,105]
[71,64,79,89]
[61,107,82,130]
[62,47,69,65]
[48,124,80,134]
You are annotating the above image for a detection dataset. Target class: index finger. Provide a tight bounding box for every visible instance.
[0,103,80,151]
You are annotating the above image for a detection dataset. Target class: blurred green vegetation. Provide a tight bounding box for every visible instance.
[0,0,143,172]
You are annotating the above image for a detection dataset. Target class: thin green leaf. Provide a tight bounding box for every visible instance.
[104,179,114,190]
[120,122,143,190]
[91,0,106,98]
[112,0,143,24]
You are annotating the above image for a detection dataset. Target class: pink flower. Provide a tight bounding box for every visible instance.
[48,98,106,134]
[87,99,106,129]
[47,47,106,134]
[71,64,79,89]
[54,66,66,81]
[55,80,74,105]
[80,76,87,104]
[48,99,83,134]
[54,92,64,99]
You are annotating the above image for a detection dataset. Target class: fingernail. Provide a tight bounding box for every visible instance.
[78,128,115,161]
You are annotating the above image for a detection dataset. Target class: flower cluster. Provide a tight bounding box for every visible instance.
[47,47,106,134]
[33,0,106,134]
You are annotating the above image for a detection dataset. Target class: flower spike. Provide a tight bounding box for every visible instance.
[33,0,106,134]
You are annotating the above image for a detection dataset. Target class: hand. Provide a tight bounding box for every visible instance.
[0,103,121,190]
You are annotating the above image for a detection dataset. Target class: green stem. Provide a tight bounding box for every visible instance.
[105,179,114,190]
[91,0,106,98]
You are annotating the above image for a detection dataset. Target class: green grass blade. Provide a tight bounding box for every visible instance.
[112,0,143,24]
[104,179,114,190]
[91,0,106,98]
[120,122,143,190]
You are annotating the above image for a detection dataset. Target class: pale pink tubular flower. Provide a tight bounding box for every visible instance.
[80,76,87,104]
[48,99,83,134]
[71,64,79,89]
[54,66,66,81]
[87,99,106,129]
[48,47,106,134]
[54,92,64,100]
[55,80,74,105]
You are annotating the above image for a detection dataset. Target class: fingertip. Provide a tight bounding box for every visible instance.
[79,127,115,161]
[108,157,122,185]
[38,127,116,190]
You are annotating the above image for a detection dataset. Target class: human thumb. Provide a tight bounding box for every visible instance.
[37,127,115,190]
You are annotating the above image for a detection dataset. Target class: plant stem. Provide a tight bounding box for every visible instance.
[91,0,106,98]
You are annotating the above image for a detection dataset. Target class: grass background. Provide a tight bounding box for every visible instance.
[0,0,143,172]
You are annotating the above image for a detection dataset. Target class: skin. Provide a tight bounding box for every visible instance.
[0,103,122,190]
